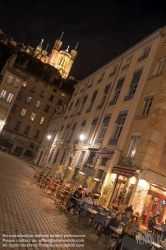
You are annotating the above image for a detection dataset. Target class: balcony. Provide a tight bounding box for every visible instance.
[109,100,116,106]
[108,138,118,145]
[121,64,130,71]
[118,156,134,165]
[123,94,134,101]
[137,54,148,62]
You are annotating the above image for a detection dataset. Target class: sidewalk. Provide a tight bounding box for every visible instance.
[0,151,106,250]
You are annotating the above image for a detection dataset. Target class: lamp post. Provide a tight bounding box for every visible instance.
[42,134,52,168]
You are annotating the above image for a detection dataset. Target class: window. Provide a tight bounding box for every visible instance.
[122,56,132,70]
[17,93,22,100]
[40,90,45,97]
[138,47,151,62]
[6,93,14,103]
[97,84,111,109]
[127,136,140,159]
[109,77,125,105]
[86,90,98,113]
[49,95,54,101]
[59,151,66,165]
[26,97,32,104]
[109,110,128,145]
[31,86,36,92]
[44,105,50,112]
[77,95,88,115]
[34,129,40,139]
[20,108,27,117]
[7,75,13,84]
[30,112,36,121]
[0,107,7,119]
[66,123,77,143]
[24,125,31,134]
[68,102,73,110]
[35,78,39,82]
[39,117,45,125]
[75,98,80,107]
[5,117,11,126]
[57,99,62,105]
[29,142,35,149]
[62,93,65,97]
[88,79,94,88]
[109,65,118,77]
[95,114,111,144]
[124,68,143,101]
[76,151,86,168]
[97,72,105,83]
[101,158,108,166]
[15,121,21,130]
[35,100,41,108]
[141,96,153,115]
[86,117,98,144]
[61,124,70,141]
[53,150,60,164]
[22,81,27,88]
[79,120,87,135]
[48,149,55,163]
[155,58,166,75]
[13,79,20,87]
[0,90,7,100]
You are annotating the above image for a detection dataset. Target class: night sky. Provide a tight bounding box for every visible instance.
[0,0,166,80]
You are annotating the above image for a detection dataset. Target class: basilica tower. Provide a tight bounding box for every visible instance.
[33,39,44,57]
[49,32,64,66]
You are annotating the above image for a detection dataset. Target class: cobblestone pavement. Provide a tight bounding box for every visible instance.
[0,151,108,250]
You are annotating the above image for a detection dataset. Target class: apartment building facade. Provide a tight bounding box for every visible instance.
[0,55,71,158]
[35,28,163,208]
[117,27,166,223]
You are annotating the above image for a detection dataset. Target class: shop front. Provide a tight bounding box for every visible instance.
[109,166,138,209]
[142,184,166,225]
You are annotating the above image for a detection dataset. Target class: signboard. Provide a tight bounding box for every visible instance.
[112,168,134,178]
[42,167,51,177]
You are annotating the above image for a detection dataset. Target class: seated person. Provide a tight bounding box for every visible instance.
[148,216,157,232]
[104,212,122,235]
[125,205,133,213]
[116,220,136,250]
[67,188,83,212]
[80,192,94,206]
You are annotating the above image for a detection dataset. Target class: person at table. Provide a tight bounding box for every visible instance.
[104,212,122,235]
[149,216,157,232]
[80,192,94,206]
[116,220,136,250]
[125,205,133,213]
[67,188,83,212]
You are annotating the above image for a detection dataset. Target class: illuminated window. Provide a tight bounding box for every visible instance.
[22,81,27,88]
[7,75,13,84]
[30,113,36,121]
[6,93,14,103]
[13,79,20,87]
[26,97,32,104]
[62,93,65,97]
[39,117,45,125]
[20,108,27,117]
[0,89,7,99]
[35,101,41,108]
[155,58,166,75]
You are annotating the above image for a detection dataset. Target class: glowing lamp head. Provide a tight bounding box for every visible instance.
[79,134,85,141]
[47,135,52,140]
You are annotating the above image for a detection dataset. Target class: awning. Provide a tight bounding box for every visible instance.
[112,167,135,178]
[96,149,114,158]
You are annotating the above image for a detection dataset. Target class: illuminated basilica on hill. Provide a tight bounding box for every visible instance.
[33,32,78,79]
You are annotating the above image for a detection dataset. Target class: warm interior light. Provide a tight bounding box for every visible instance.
[130,176,136,185]
[78,171,86,175]
[94,177,100,182]
[138,179,150,189]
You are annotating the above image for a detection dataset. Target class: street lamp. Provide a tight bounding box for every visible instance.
[47,135,52,140]
[79,134,85,141]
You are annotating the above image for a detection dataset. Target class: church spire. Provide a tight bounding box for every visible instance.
[59,32,64,41]
[66,45,70,52]
[75,42,79,51]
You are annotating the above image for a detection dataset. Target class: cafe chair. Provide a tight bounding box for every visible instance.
[91,213,107,233]
[121,235,151,250]
[78,203,93,227]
